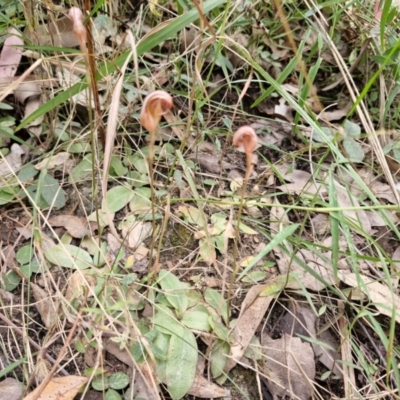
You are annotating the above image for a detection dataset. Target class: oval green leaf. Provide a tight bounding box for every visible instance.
[45,244,93,269]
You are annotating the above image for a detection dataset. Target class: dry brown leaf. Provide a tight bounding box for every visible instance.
[334,182,372,234]
[279,302,342,377]
[261,333,315,400]
[65,270,98,302]
[190,153,221,174]
[0,143,25,176]
[35,152,70,170]
[121,220,152,248]
[23,376,88,400]
[274,98,293,122]
[310,213,330,235]
[338,272,400,323]
[25,16,80,48]
[0,377,24,400]
[30,283,58,329]
[318,102,352,122]
[48,215,95,239]
[371,180,399,204]
[224,284,275,374]
[188,373,230,398]
[0,28,23,78]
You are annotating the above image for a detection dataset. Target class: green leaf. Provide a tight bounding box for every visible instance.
[41,173,66,209]
[129,187,152,214]
[166,329,197,400]
[45,244,93,269]
[343,138,365,163]
[343,120,361,138]
[103,185,135,213]
[0,189,14,205]
[92,375,109,391]
[204,288,229,325]
[69,156,93,183]
[108,372,129,390]
[110,156,128,176]
[16,245,33,265]
[312,126,335,143]
[20,259,40,277]
[241,270,267,283]
[17,164,38,182]
[158,270,188,316]
[105,389,121,400]
[153,304,184,336]
[210,340,230,379]
[0,270,21,291]
[181,304,211,332]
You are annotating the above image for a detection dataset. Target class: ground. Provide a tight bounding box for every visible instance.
[1,1,400,400]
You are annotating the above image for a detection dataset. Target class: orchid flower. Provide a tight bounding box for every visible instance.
[233,126,258,183]
[140,90,173,167]
[69,7,87,52]
[140,90,173,134]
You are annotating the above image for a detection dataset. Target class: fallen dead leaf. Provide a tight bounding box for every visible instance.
[261,333,315,399]
[0,143,25,176]
[24,15,80,48]
[65,270,98,302]
[224,284,275,375]
[278,302,342,377]
[48,215,96,239]
[338,272,400,323]
[120,220,152,249]
[23,376,88,400]
[0,377,24,400]
[188,373,230,398]
[0,28,23,78]
[30,283,58,329]
[274,98,293,122]
[35,152,70,170]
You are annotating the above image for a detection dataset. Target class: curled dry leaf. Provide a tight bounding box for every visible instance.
[0,28,23,78]
[0,143,25,176]
[24,95,43,136]
[30,283,58,329]
[188,373,230,398]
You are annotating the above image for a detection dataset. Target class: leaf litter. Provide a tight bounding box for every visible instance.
[2,2,400,400]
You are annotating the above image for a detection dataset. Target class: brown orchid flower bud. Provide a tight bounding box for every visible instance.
[233,126,258,183]
[140,90,173,134]
[69,7,87,50]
